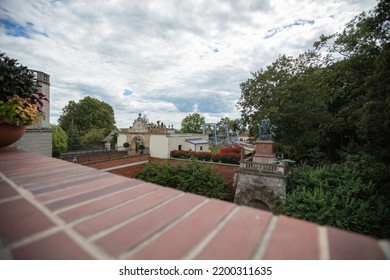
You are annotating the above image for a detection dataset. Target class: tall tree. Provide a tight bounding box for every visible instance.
[180,112,205,133]
[315,0,390,161]
[82,128,106,148]
[58,96,116,137]
[51,124,68,157]
[237,0,389,163]
[237,53,331,162]
[67,122,83,150]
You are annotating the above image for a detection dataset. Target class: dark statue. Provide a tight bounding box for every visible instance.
[258,115,276,140]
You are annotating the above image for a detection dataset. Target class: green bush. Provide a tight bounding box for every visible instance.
[136,160,230,200]
[279,163,390,238]
[170,150,240,164]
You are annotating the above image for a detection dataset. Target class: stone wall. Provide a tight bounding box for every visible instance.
[14,128,53,157]
[234,168,288,212]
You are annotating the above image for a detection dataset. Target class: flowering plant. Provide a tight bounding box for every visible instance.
[0,95,42,126]
[0,53,47,126]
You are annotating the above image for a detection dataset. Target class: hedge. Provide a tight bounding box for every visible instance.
[170,150,240,165]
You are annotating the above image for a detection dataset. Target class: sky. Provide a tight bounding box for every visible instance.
[0,0,377,130]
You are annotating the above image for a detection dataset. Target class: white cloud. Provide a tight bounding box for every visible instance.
[0,0,377,129]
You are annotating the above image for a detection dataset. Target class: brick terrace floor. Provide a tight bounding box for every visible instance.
[0,147,389,260]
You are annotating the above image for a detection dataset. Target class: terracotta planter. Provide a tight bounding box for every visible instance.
[0,123,27,147]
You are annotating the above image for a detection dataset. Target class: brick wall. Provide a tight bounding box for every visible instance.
[61,151,128,164]
[109,164,147,178]
[83,156,243,200]
[83,154,150,170]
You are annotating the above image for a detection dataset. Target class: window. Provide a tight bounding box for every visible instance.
[178,145,182,151]
[200,146,203,150]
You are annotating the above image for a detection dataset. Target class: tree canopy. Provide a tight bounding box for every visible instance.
[237,0,390,238]
[237,0,389,164]
[180,112,205,133]
[58,96,116,138]
[51,124,68,157]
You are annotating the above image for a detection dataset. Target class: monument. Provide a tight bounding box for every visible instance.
[233,115,288,213]
[253,115,276,164]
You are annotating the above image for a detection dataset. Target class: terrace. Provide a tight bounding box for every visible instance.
[0,147,389,260]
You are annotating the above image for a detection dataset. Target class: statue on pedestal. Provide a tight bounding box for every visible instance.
[258,115,276,141]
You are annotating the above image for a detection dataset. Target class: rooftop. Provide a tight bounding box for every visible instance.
[0,147,389,260]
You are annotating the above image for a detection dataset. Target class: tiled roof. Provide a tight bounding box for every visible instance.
[0,147,389,260]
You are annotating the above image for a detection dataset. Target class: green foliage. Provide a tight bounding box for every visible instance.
[51,124,68,157]
[58,96,116,137]
[0,95,41,126]
[123,142,130,148]
[67,122,83,150]
[82,128,105,148]
[0,53,47,125]
[217,117,242,133]
[136,160,230,200]
[236,1,390,164]
[170,150,240,165]
[180,112,205,133]
[0,53,47,107]
[279,163,390,238]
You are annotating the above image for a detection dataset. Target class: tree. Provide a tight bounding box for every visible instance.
[180,112,205,133]
[217,117,241,133]
[51,124,68,157]
[236,0,390,163]
[82,128,105,148]
[67,122,83,150]
[58,96,116,137]
[237,54,331,162]
[314,0,390,162]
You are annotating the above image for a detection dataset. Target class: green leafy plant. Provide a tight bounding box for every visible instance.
[0,95,41,126]
[123,142,130,148]
[0,53,47,125]
[136,160,230,200]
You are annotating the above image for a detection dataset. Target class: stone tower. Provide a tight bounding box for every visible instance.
[14,70,53,157]
[31,70,50,128]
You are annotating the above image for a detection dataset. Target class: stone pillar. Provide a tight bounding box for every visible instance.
[253,140,276,164]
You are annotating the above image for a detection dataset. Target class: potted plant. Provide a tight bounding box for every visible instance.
[0,53,48,147]
[138,144,145,154]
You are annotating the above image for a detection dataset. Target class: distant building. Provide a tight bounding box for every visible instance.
[150,134,209,159]
[116,113,209,158]
[15,70,53,157]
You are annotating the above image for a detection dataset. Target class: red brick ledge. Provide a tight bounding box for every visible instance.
[0,148,389,260]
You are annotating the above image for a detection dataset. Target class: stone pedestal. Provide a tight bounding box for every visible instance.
[253,140,276,164]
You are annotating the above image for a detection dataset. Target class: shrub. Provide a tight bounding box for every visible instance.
[220,145,241,154]
[170,149,240,164]
[136,160,230,200]
[279,163,390,238]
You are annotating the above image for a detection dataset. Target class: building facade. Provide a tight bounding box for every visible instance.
[150,134,209,158]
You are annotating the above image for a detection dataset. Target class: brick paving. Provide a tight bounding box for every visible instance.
[0,147,389,260]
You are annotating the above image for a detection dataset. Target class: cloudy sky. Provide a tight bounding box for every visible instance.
[0,0,377,129]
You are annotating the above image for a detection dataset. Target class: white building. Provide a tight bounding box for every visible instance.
[150,134,209,159]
